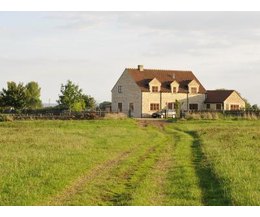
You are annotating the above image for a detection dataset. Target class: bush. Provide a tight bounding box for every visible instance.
[200,112,207,119]
[206,112,213,120]
[212,112,219,120]
[0,114,14,122]
[104,113,127,120]
[250,113,258,120]
[186,113,201,120]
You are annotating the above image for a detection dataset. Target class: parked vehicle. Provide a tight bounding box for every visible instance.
[152,109,176,118]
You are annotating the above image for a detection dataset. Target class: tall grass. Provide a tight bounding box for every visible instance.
[0,119,259,205]
[0,120,167,205]
[175,120,260,205]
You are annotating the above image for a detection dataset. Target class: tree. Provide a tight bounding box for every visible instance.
[83,94,96,110]
[25,82,42,109]
[0,82,27,110]
[57,80,86,113]
[243,98,251,111]
[252,104,259,111]
[99,101,111,111]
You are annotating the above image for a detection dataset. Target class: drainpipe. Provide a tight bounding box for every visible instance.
[160,91,162,110]
[186,90,189,112]
[141,92,142,118]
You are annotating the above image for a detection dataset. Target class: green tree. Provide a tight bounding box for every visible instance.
[252,104,259,111]
[0,82,27,110]
[25,81,42,109]
[99,101,111,111]
[83,94,96,110]
[57,80,86,113]
[243,98,251,111]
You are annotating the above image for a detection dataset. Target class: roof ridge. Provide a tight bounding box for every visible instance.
[207,89,234,92]
[126,68,192,72]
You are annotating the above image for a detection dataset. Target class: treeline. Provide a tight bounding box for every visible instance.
[0,80,97,113]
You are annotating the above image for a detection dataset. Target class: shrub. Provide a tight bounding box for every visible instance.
[186,113,201,120]
[200,112,207,119]
[212,112,219,120]
[206,112,213,120]
[0,114,14,122]
[250,113,258,120]
[104,113,127,120]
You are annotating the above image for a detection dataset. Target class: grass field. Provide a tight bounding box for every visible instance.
[0,119,259,205]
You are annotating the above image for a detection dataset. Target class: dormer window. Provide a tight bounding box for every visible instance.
[149,78,161,92]
[170,80,179,93]
[152,86,159,92]
[188,80,200,94]
[191,87,197,94]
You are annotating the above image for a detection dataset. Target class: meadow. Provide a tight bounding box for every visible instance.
[0,119,259,205]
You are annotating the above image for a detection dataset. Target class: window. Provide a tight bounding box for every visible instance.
[118,86,122,93]
[150,103,159,111]
[129,103,134,112]
[168,102,173,109]
[118,103,122,112]
[189,104,198,111]
[206,104,210,109]
[172,87,177,93]
[216,104,222,110]
[152,86,159,92]
[230,104,239,110]
[191,87,197,94]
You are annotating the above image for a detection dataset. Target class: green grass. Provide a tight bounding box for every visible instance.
[0,119,259,205]
[173,120,260,205]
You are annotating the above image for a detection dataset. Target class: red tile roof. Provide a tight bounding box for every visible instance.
[205,90,235,103]
[127,68,206,93]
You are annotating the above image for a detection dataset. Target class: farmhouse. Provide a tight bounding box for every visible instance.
[111,65,245,118]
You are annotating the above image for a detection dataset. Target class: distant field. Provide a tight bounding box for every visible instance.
[0,119,259,205]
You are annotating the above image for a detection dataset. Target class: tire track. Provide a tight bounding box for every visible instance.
[44,146,139,205]
[108,142,167,205]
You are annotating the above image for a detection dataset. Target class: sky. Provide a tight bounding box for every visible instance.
[0,12,260,105]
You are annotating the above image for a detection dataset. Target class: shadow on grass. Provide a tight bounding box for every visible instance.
[186,131,232,206]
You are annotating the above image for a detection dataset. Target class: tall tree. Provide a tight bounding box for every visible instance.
[243,98,251,111]
[25,81,42,109]
[57,80,86,112]
[0,82,27,110]
[83,94,96,110]
[252,104,259,111]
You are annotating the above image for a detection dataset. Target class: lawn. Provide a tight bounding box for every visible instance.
[0,119,259,205]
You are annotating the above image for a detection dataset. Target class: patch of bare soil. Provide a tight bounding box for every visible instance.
[136,119,169,130]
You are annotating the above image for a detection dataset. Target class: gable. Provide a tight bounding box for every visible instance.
[111,69,140,93]
[149,78,161,85]
[188,79,200,87]
[171,80,179,86]
[224,91,246,104]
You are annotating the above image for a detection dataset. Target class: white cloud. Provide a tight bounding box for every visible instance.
[1,12,260,105]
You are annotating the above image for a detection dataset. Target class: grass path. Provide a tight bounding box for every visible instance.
[48,121,230,206]
[0,119,259,205]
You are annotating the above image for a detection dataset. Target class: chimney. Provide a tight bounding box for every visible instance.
[138,65,144,71]
[172,73,175,79]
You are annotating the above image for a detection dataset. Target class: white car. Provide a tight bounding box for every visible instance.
[152,109,176,118]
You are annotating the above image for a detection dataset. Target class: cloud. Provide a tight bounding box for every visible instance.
[43,12,116,30]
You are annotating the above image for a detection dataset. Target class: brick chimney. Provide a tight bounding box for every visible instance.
[138,65,144,71]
